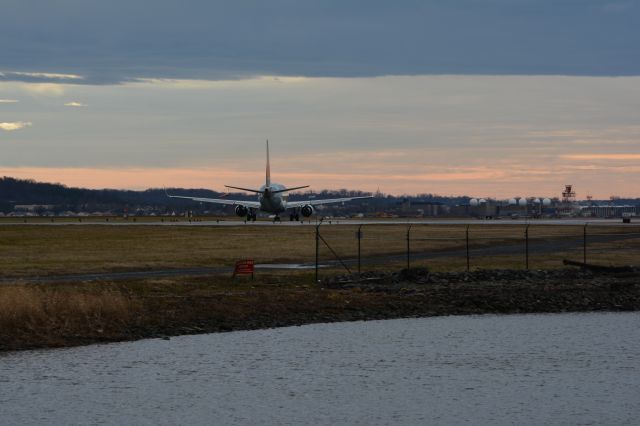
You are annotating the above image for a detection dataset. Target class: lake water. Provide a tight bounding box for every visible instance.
[1,312,639,425]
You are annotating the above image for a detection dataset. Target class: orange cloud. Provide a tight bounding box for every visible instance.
[562,154,640,160]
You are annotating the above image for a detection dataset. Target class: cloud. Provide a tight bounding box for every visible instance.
[1,74,639,198]
[64,101,87,107]
[603,2,634,13]
[20,83,66,96]
[0,99,18,103]
[0,71,84,84]
[562,154,640,160]
[0,121,32,131]
[0,1,638,84]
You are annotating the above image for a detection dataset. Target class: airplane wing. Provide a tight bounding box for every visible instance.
[287,196,373,209]
[167,194,261,209]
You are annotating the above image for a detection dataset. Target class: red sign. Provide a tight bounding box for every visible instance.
[233,259,255,278]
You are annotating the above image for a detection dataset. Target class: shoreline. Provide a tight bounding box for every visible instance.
[1,268,639,353]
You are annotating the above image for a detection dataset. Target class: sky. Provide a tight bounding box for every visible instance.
[1,0,639,199]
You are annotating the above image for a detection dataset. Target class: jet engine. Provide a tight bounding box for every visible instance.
[301,205,314,217]
[235,205,248,217]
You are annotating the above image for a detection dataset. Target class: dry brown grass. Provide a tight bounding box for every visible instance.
[0,275,329,351]
[0,284,141,350]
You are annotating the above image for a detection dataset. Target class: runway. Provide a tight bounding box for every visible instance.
[0,263,322,284]
[0,218,635,227]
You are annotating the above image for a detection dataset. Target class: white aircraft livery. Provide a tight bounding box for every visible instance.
[167,141,372,221]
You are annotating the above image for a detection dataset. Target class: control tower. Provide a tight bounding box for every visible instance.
[559,184,579,216]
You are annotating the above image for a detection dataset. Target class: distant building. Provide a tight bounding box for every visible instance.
[399,199,447,217]
[579,205,638,218]
[13,204,55,212]
[468,200,499,218]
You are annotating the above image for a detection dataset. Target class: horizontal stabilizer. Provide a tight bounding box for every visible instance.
[224,185,264,194]
[224,184,310,195]
[270,185,310,194]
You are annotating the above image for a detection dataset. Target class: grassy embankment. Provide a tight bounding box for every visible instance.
[1,283,140,350]
[3,269,640,352]
[0,274,378,351]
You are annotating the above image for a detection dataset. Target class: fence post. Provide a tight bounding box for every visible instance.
[465,225,470,272]
[525,224,529,270]
[406,225,412,269]
[357,224,363,276]
[583,223,588,265]
[315,220,321,282]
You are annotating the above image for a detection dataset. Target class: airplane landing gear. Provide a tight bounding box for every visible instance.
[246,211,257,222]
[273,215,281,223]
[289,213,300,221]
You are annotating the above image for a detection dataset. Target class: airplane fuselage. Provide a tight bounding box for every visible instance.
[258,182,288,213]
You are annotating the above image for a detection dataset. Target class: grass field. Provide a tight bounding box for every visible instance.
[0,223,638,277]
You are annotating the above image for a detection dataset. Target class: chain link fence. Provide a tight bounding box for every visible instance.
[313,222,640,279]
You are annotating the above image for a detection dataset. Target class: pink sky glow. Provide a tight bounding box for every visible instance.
[3,164,638,199]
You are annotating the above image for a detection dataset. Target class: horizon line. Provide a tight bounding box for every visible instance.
[3,175,639,201]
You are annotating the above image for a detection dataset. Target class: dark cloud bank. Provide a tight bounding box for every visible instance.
[1,0,638,84]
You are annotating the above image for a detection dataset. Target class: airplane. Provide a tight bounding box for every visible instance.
[166,141,373,222]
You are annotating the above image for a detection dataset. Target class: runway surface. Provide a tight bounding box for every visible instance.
[0,218,636,227]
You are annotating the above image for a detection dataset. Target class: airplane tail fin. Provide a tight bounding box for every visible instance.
[266,139,271,188]
[224,140,309,196]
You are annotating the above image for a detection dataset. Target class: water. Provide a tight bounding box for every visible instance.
[1,312,639,425]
